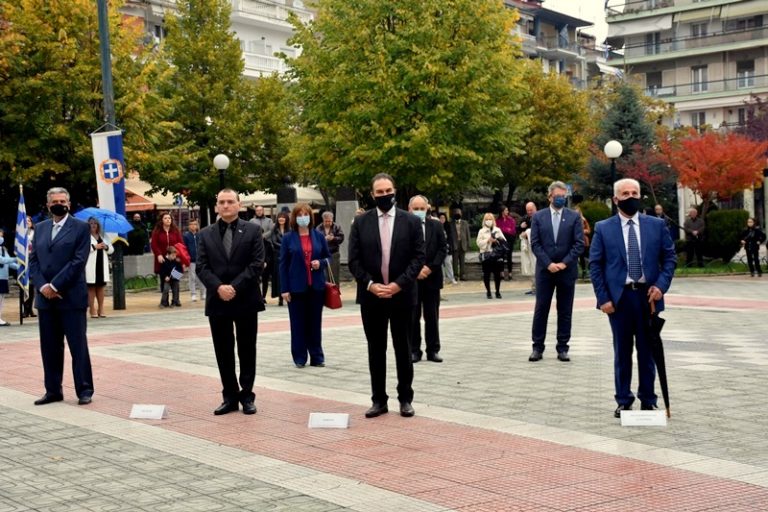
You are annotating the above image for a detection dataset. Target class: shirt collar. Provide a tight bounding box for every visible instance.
[550,206,562,215]
[53,214,69,227]
[619,212,641,226]
[218,218,237,235]
[378,208,395,218]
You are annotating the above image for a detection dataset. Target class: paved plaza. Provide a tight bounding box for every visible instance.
[1,276,767,511]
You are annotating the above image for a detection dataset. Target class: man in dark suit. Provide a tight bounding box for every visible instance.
[348,173,425,418]
[450,208,470,281]
[29,187,94,405]
[590,179,676,418]
[408,195,447,363]
[196,189,265,416]
[529,181,584,362]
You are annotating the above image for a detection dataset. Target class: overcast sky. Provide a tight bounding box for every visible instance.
[544,0,609,43]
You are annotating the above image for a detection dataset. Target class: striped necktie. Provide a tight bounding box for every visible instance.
[627,219,642,282]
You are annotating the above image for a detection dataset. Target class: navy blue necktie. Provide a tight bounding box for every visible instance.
[627,219,642,282]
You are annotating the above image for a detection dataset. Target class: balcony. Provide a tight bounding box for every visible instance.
[536,37,585,59]
[644,72,768,98]
[613,25,768,61]
[606,0,675,18]
[243,51,288,77]
[231,0,313,28]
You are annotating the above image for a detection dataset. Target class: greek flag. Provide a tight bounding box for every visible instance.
[91,129,127,241]
[14,185,29,299]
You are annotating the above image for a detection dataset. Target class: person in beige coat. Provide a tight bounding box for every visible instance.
[85,218,114,318]
[476,213,506,299]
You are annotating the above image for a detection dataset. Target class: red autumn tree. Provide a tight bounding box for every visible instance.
[616,144,674,205]
[661,129,768,216]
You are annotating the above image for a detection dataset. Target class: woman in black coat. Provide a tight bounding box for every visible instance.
[740,217,766,277]
[269,212,290,305]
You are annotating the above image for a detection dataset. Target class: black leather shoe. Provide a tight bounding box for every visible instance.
[399,402,415,417]
[426,353,443,363]
[528,350,543,362]
[641,403,658,411]
[411,353,421,363]
[365,403,388,418]
[614,404,632,418]
[78,395,93,405]
[486,292,492,299]
[495,292,502,299]
[213,401,239,415]
[557,352,570,362]
[310,362,325,367]
[242,400,257,415]
[34,393,64,405]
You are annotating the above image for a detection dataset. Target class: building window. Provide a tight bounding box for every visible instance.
[645,32,661,55]
[724,16,763,31]
[737,60,755,88]
[691,111,706,129]
[691,23,707,38]
[738,108,747,126]
[692,65,708,93]
[646,71,662,94]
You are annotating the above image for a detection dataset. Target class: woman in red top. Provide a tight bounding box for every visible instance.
[279,203,331,368]
[150,212,183,275]
[496,206,517,280]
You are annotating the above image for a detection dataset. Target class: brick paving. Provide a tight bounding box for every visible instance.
[1,276,767,511]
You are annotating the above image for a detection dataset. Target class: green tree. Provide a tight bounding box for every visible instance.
[0,0,182,216]
[495,61,591,203]
[286,0,528,201]
[140,0,293,210]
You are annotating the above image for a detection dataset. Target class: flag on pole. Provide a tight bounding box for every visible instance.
[90,129,127,242]
[14,184,29,300]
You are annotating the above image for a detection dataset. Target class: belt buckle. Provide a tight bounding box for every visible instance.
[627,282,640,290]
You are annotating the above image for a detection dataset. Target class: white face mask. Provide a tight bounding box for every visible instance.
[296,215,311,227]
[484,221,493,228]
[412,210,427,220]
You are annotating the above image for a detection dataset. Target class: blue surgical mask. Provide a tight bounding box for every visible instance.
[552,196,567,209]
[413,210,427,221]
[296,215,311,227]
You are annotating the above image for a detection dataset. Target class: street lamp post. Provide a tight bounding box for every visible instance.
[213,154,230,190]
[603,140,623,215]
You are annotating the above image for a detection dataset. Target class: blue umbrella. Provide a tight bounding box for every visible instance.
[74,207,133,233]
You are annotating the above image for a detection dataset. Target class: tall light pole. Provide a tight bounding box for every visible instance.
[604,140,623,215]
[213,154,230,190]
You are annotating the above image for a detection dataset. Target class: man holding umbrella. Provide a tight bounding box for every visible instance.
[589,179,676,418]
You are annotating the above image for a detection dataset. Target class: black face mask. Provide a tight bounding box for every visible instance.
[617,197,641,217]
[375,193,396,212]
[49,204,69,217]
[454,214,462,220]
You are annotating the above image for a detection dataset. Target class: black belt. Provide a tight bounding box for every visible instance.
[625,282,646,290]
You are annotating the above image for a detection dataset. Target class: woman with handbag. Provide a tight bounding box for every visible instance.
[279,203,332,368]
[477,212,507,299]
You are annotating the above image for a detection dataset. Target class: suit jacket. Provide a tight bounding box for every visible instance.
[196,219,265,316]
[530,207,584,280]
[348,207,426,307]
[420,218,447,290]
[29,216,91,310]
[451,220,471,252]
[589,214,676,312]
[279,229,331,293]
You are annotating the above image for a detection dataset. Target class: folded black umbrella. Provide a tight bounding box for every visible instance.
[648,300,670,418]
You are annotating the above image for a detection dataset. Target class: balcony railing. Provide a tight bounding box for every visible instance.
[614,25,768,60]
[231,0,313,25]
[243,51,288,75]
[644,72,768,97]
[606,0,675,18]
[537,37,584,56]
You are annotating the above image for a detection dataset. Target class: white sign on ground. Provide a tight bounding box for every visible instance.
[620,410,667,427]
[129,404,168,420]
[308,412,349,429]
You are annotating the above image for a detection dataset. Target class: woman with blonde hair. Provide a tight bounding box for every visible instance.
[476,212,507,299]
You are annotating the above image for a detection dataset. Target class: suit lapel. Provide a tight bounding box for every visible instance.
[639,215,652,268]
[50,218,74,248]
[613,216,627,266]
[208,224,229,262]
[228,219,245,260]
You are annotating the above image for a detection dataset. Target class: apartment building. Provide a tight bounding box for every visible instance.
[121,0,313,78]
[605,0,768,130]
[507,0,596,88]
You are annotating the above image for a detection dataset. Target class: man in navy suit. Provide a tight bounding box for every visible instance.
[529,181,584,362]
[408,195,447,363]
[29,187,94,405]
[590,179,676,418]
[348,173,425,418]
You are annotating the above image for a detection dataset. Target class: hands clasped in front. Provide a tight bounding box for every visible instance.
[217,284,237,302]
[599,285,663,315]
[370,282,402,299]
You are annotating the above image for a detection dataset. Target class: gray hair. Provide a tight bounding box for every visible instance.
[613,178,640,196]
[548,181,568,195]
[321,211,334,220]
[408,195,430,208]
[47,187,70,202]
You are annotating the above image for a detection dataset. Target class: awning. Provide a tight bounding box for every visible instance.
[607,14,673,39]
[722,0,768,19]
[674,6,721,23]
[597,62,624,77]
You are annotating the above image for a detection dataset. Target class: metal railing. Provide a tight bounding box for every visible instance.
[616,26,768,59]
[644,72,768,97]
[606,0,675,18]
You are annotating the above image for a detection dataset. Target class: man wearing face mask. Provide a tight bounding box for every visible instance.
[589,179,676,418]
[348,173,425,418]
[529,181,584,363]
[408,195,447,363]
[29,187,94,405]
[450,208,470,281]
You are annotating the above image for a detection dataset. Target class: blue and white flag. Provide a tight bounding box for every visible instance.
[14,184,29,299]
[91,129,127,241]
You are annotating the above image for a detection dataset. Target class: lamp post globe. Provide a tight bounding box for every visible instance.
[213,154,230,190]
[603,140,623,214]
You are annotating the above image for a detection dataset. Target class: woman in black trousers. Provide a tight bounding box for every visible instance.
[741,217,766,277]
